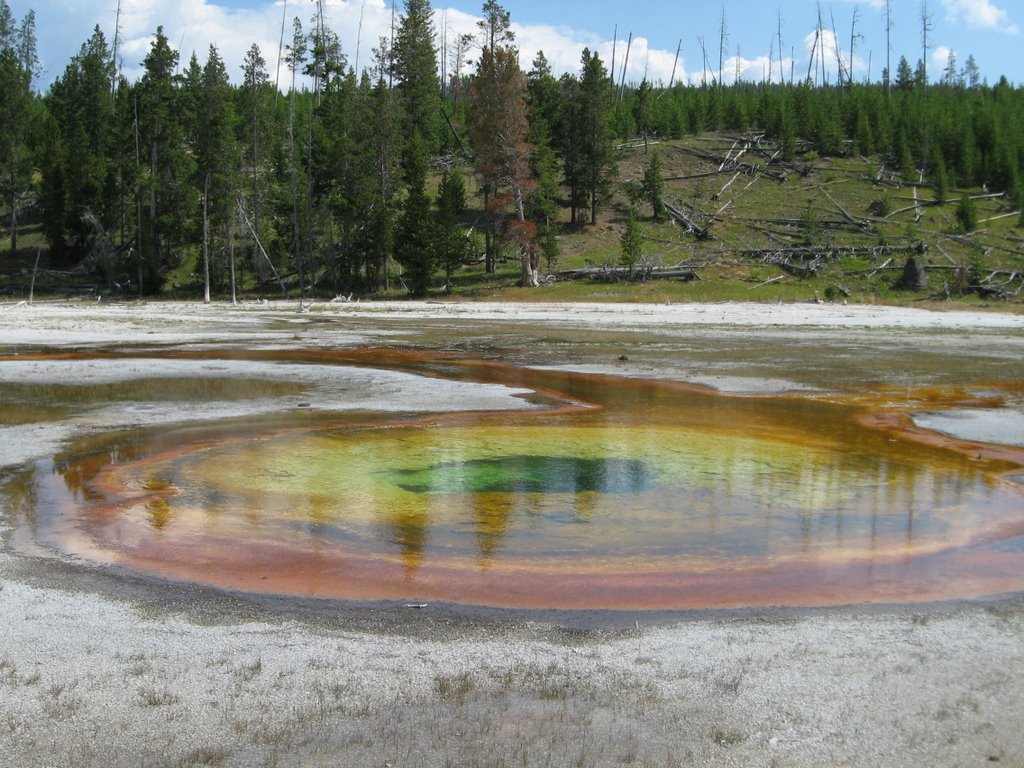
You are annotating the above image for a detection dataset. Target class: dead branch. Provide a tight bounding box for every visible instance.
[748,274,787,290]
[713,171,742,200]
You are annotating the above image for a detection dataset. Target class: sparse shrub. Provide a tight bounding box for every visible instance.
[800,202,820,246]
[956,193,978,232]
[435,671,475,702]
[178,746,231,767]
[140,686,179,706]
[868,198,891,217]
[823,284,849,302]
[237,657,262,682]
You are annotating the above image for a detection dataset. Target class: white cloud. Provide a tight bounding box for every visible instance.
[798,27,868,85]
[933,45,954,68]
[839,0,886,9]
[941,0,1020,34]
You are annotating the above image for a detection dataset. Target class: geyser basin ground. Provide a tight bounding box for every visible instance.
[3,301,1024,768]
[9,347,1024,610]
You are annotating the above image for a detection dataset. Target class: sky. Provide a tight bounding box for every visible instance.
[12,0,1024,91]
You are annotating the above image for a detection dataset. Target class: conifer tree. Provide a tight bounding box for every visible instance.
[576,48,617,225]
[641,151,665,220]
[620,206,643,277]
[393,0,441,151]
[962,55,981,89]
[44,26,117,263]
[190,45,238,301]
[240,43,272,256]
[956,192,977,232]
[394,131,435,295]
[435,163,467,291]
[895,56,914,90]
[351,44,403,292]
[467,1,538,285]
[929,143,948,204]
[137,26,193,288]
[633,79,652,153]
[285,17,308,298]
[0,0,35,255]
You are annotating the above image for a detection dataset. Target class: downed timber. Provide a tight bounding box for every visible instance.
[665,170,723,181]
[662,199,712,239]
[731,244,927,262]
[823,189,872,233]
[670,144,789,182]
[554,265,701,282]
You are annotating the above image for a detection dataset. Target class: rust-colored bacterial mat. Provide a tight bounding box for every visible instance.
[6,349,1024,610]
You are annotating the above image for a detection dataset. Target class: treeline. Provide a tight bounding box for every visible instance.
[2,0,1023,298]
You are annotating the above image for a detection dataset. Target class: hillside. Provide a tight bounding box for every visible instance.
[453,132,1024,308]
[4,131,1022,309]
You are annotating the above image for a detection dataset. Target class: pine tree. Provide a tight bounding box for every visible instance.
[44,26,117,264]
[466,1,538,285]
[348,46,402,292]
[558,72,585,226]
[0,0,34,255]
[285,17,308,298]
[962,55,981,89]
[942,50,960,87]
[620,207,643,277]
[577,48,617,226]
[633,79,652,153]
[435,163,467,290]
[393,0,441,151]
[895,57,914,90]
[929,144,948,204]
[641,151,665,220]
[190,45,238,302]
[526,52,561,143]
[394,131,435,295]
[240,43,272,261]
[956,192,977,232]
[137,26,193,288]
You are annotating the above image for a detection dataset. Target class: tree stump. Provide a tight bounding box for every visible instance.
[896,256,928,291]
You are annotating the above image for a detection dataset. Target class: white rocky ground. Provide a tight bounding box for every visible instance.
[1,299,1022,768]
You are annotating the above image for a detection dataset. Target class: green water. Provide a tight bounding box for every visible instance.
[390,456,658,494]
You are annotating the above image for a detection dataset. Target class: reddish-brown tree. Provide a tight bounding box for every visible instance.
[466,8,538,286]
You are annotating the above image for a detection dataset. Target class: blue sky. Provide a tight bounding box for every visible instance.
[13,0,1024,90]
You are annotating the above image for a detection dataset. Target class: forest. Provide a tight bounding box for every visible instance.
[1,0,1023,301]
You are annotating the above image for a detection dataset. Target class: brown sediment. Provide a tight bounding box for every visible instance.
[9,348,1024,611]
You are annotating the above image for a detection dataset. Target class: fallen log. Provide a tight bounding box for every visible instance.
[554,265,700,282]
[662,199,712,239]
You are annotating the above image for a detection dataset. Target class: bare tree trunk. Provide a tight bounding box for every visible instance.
[29,247,40,303]
[483,185,494,273]
[228,216,237,305]
[8,188,17,254]
[202,172,211,304]
[511,176,537,287]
